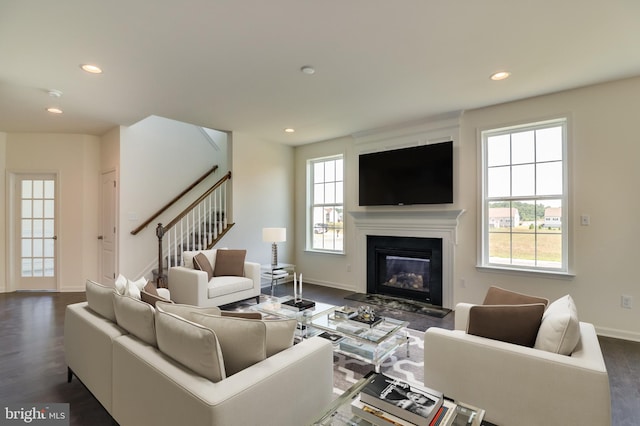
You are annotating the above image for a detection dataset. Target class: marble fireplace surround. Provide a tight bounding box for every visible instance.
[350,209,465,309]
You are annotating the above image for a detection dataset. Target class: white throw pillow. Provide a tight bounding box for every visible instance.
[534,294,580,355]
[114,274,127,295]
[182,248,228,269]
[155,310,226,383]
[125,280,141,300]
[129,276,147,291]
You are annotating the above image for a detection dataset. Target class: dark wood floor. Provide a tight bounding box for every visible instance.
[1,287,638,426]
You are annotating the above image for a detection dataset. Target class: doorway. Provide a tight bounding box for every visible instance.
[14,174,58,291]
[99,170,117,287]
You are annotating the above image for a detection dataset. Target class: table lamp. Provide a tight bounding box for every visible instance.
[262,227,286,268]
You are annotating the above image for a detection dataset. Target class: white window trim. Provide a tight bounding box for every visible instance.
[478,117,573,277]
[306,154,345,254]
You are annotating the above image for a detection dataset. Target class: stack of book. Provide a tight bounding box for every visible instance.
[351,373,484,426]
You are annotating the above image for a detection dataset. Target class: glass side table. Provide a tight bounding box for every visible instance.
[260,263,295,296]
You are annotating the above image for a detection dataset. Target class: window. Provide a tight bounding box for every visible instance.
[481,118,568,273]
[308,155,344,253]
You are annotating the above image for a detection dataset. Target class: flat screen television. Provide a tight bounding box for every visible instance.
[359,141,453,206]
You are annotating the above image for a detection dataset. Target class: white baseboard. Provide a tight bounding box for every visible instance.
[596,326,640,343]
[60,285,85,292]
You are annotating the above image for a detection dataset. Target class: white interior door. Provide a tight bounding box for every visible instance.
[16,174,57,290]
[99,170,117,286]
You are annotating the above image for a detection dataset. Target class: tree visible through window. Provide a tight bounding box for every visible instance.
[308,155,344,253]
[481,119,568,272]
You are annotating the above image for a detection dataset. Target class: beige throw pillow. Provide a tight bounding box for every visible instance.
[534,294,580,355]
[191,312,267,376]
[85,279,117,322]
[155,310,226,382]
[483,286,549,307]
[467,303,546,347]
[213,249,246,277]
[112,292,157,347]
[193,252,214,281]
[155,301,222,322]
[143,281,159,296]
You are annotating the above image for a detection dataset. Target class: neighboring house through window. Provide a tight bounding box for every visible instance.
[307,155,344,253]
[481,118,568,273]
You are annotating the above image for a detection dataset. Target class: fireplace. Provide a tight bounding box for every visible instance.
[367,235,443,306]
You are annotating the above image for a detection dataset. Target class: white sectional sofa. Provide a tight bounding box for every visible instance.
[65,280,334,426]
[168,249,261,307]
[424,299,611,426]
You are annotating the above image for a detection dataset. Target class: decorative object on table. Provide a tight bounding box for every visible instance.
[282,272,316,311]
[262,227,286,267]
[334,306,358,319]
[318,331,345,344]
[350,305,383,328]
[360,372,443,425]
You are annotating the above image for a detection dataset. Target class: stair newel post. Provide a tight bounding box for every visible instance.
[156,223,167,288]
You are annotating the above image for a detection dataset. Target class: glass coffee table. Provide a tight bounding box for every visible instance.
[309,307,409,372]
[251,296,337,339]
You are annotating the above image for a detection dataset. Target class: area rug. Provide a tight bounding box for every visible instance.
[344,293,451,318]
[331,328,424,397]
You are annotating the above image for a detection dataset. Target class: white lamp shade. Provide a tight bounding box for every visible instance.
[262,227,286,243]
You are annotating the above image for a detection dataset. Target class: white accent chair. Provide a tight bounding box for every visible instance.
[168,249,261,307]
[423,302,611,426]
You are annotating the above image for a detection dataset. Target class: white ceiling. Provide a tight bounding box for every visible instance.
[1,1,639,145]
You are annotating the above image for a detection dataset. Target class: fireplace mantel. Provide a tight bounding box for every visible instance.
[349,209,465,309]
[349,209,465,242]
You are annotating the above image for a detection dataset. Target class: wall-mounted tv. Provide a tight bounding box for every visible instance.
[359,141,453,206]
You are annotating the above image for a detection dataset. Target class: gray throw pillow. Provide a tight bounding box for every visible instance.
[483,286,549,307]
[193,252,214,281]
[213,249,246,277]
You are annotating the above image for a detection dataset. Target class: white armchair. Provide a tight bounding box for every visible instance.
[168,249,261,307]
[424,302,611,426]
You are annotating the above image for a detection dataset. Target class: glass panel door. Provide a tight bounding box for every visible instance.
[18,175,57,290]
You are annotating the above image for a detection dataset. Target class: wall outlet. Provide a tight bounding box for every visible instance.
[580,214,590,226]
[346,264,351,272]
[621,295,633,309]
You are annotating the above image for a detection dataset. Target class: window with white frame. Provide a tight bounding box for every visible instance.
[481,118,568,272]
[308,155,344,253]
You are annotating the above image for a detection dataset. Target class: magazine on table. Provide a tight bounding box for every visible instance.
[360,373,444,425]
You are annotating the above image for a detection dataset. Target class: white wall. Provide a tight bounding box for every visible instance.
[457,76,640,341]
[118,116,229,278]
[221,132,295,266]
[294,76,640,341]
[4,133,100,291]
[295,136,354,290]
[0,133,6,291]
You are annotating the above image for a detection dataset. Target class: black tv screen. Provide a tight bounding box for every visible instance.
[359,141,453,206]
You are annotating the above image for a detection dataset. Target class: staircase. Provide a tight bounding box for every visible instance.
[131,168,233,287]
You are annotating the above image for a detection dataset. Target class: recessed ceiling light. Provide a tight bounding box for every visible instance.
[300,66,315,75]
[46,90,63,114]
[284,128,295,133]
[490,71,511,81]
[81,64,103,74]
